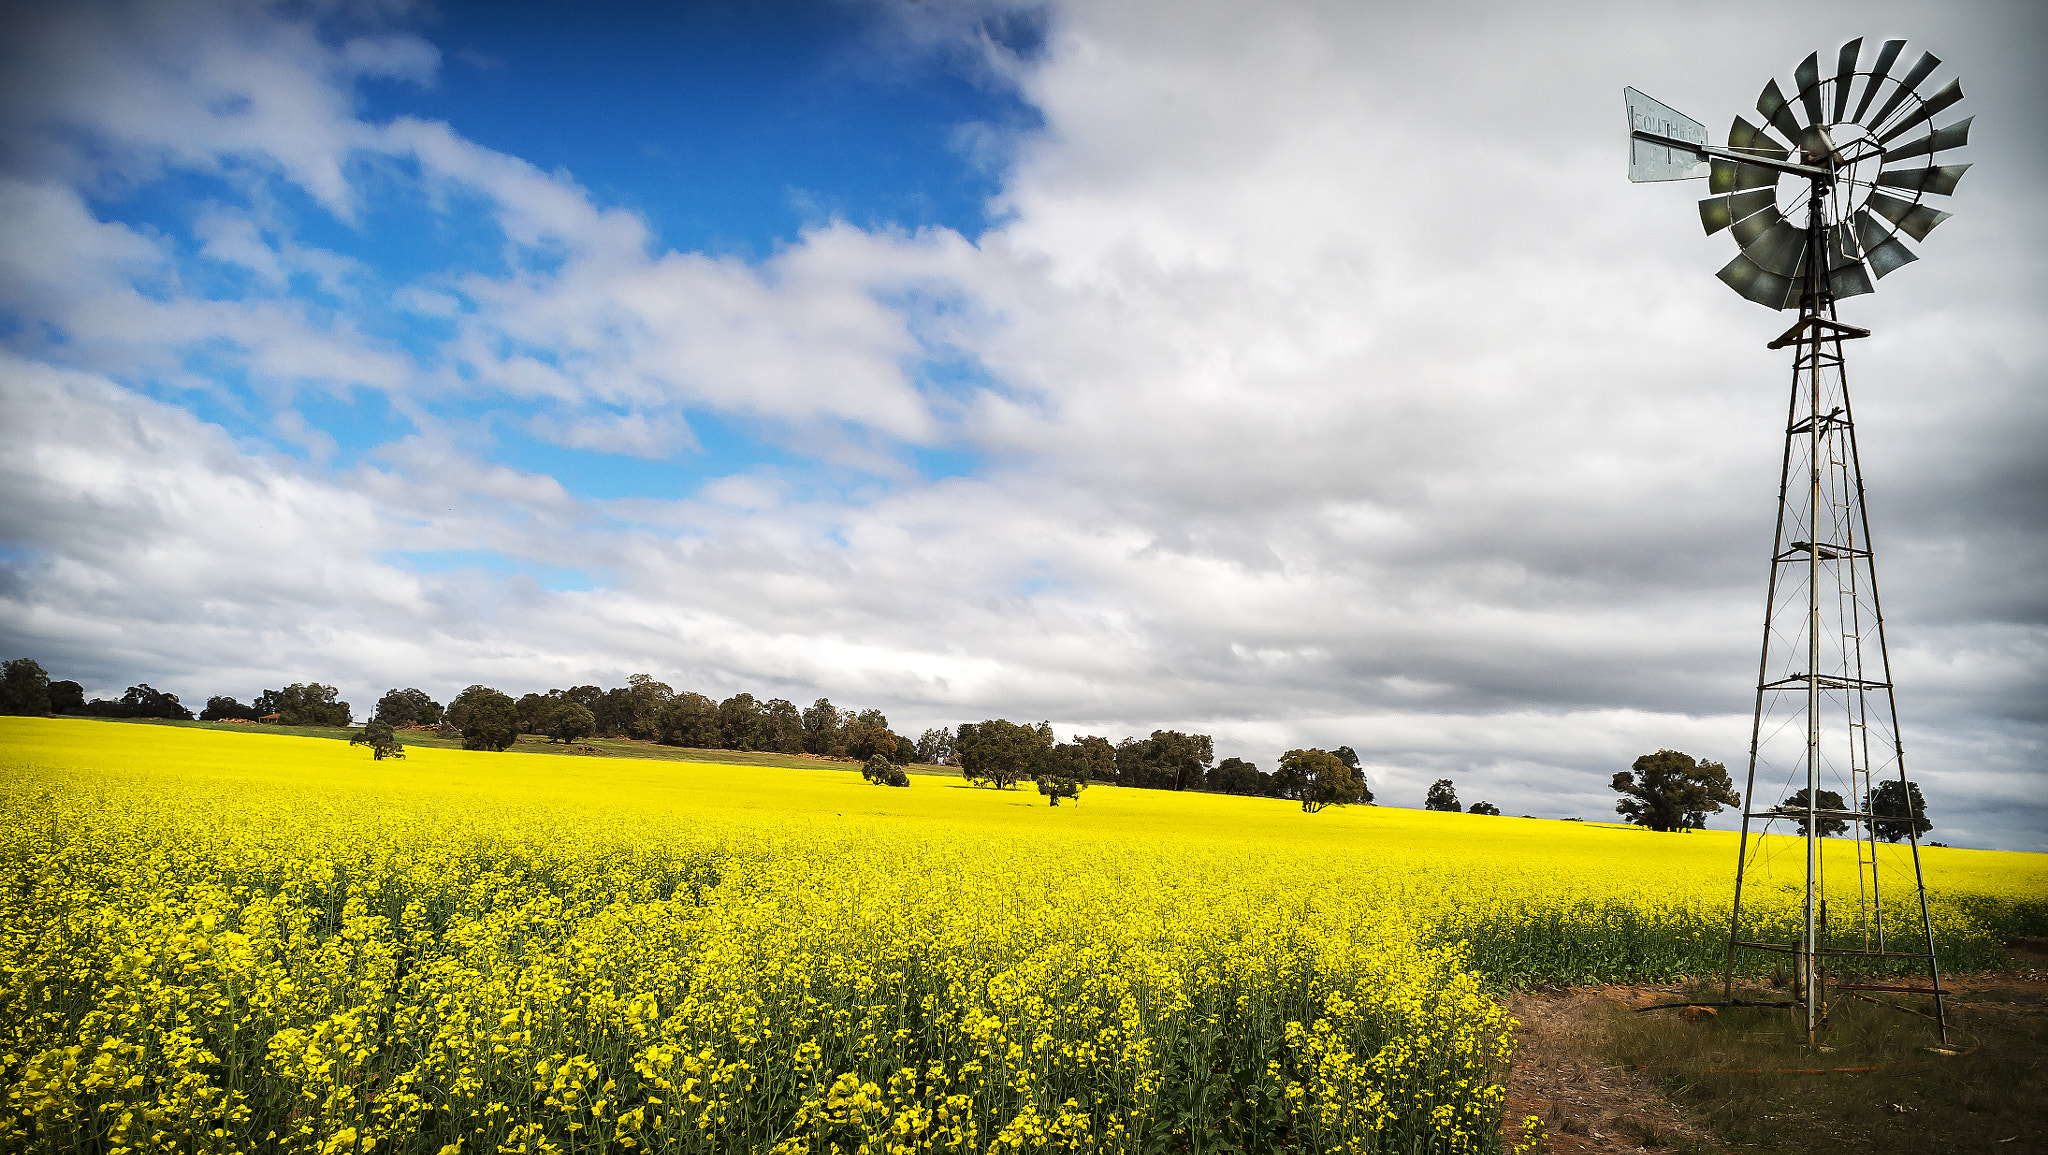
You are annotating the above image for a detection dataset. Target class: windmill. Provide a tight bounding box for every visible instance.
[1624,39,1968,1046]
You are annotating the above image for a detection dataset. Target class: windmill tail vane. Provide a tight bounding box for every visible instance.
[1622,39,1969,1050]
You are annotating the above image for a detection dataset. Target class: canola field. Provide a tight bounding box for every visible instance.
[3,718,2043,1155]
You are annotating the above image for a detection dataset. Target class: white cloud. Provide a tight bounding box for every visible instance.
[527,409,697,460]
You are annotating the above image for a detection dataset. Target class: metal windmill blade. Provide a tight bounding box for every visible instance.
[1626,37,1969,308]
[1830,38,1862,123]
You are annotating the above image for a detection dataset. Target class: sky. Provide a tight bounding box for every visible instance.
[1,0,2041,850]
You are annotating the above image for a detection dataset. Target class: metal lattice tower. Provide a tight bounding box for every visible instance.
[1624,38,1968,1046]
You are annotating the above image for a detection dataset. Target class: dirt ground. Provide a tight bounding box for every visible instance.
[1499,948,2048,1153]
[1501,985,1732,1154]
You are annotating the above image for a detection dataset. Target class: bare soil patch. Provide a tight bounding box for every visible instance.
[1502,986,1727,1153]
[1502,965,2048,1153]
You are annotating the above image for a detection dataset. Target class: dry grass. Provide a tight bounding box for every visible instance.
[1603,972,2048,1153]
[1501,988,1725,1154]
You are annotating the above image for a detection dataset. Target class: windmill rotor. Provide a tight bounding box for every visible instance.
[1625,38,1970,310]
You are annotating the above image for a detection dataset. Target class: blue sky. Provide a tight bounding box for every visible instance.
[48,0,1041,518]
[1,0,2043,850]
[372,1,1041,252]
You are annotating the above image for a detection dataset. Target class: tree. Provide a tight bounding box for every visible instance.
[448,685,519,752]
[516,692,553,734]
[1780,788,1850,838]
[560,685,604,715]
[760,698,805,753]
[375,687,442,727]
[1048,736,1116,784]
[718,693,765,750]
[262,683,350,727]
[0,658,52,715]
[1610,750,1739,832]
[1424,779,1461,812]
[1209,756,1270,796]
[1332,746,1375,803]
[349,720,406,760]
[1467,800,1501,816]
[1280,749,1365,813]
[1270,757,1308,802]
[593,687,636,738]
[544,702,596,744]
[1035,774,1085,807]
[1115,730,1214,791]
[87,684,195,720]
[802,699,842,755]
[861,755,910,787]
[916,726,955,765]
[845,723,901,763]
[655,693,721,748]
[200,695,259,721]
[956,719,1053,789]
[618,674,673,740]
[47,680,84,714]
[1867,779,1933,843]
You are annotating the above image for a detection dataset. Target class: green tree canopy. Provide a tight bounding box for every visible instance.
[1048,735,1116,784]
[801,698,842,755]
[956,719,1052,789]
[1114,730,1214,791]
[1867,779,1933,843]
[1467,800,1501,816]
[592,687,636,738]
[374,687,442,727]
[349,720,406,760]
[861,755,910,787]
[718,693,765,750]
[1780,788,1850,838]
[86,684,195,720]
[544,702,596,744]
[46,680,85,714]
[515,692,553,734]
[1610,750,1738,832]
[1333,746,1374,803]
[1424,779,1460,812]
[0,658,52,715]
[655,693,721,748]
[759,698,805,753]
[1035,774,1085,807]
[616,674,673,741]
[559,685,604,714]
[916,726,955,765]
[1209,756,1268,796]
[845,723,902,763]
[200,695,259,721]
[1280,749,1365,813]
[259,683,350,727]
[447,685,519,752]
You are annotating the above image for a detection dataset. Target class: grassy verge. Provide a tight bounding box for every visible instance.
[1606,978,2048,1152]
[67,715,967,776]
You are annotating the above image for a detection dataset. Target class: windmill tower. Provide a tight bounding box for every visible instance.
[1624,38,1969,1046]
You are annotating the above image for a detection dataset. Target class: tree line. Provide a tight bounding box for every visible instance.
[0,657,354,725]
[0,657,1934,832]
[1607,748,1934,843]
